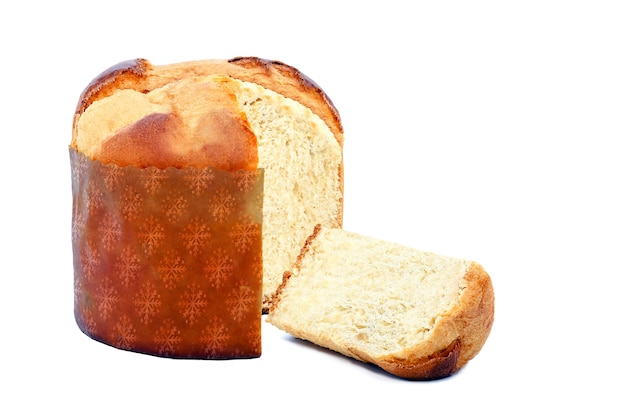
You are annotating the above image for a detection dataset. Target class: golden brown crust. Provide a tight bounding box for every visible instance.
[98,112,185,169]
[454,262,495,368]
[373,339,461,380]
[74,59,150,117]
[72,57,343,148]
[93,78,259,170]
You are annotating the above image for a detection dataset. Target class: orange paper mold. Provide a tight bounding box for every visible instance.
[70,148,263,359]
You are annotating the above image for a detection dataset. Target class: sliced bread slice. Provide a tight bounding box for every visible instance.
[267,225,495,380]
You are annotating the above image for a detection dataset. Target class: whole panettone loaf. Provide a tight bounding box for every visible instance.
[267,225,495,379]
[71,57,344,311]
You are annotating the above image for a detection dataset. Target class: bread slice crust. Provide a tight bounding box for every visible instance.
[268,225,495,380]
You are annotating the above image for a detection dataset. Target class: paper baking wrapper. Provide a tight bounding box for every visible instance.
[70,148,263,359]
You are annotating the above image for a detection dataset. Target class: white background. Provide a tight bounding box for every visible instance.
[2,1,624,413]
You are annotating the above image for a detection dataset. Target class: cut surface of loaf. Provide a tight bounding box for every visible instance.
[267,226,495,380]
[71,58,344,310]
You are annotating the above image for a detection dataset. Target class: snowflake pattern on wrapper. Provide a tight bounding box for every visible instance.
[210,187,236,222]
[181,216,211,256]
[120,185,142,221]
[113,315,137,350]
[72,212,86,243]
[157,250,187,289]
[227,282,256,322]
[79,307,97,337]
[115,247,141,287]
[204,247,235,289]
[70,148,263,359]
[234,170,259,192]
[133,281,162,325]
[163,190,188,223]
[184,169,215,195]
[102,163,125,190]
[138,216,166,256]
[200,316,230,358]
[154,318,183,356]
[141,167,167,194]
[71,149,87,183]
[230,215,261,253]
[80,241,101,281]
[95,279,119,321]
[86,184,103,214]
[178,282,209,326]
[98,213,122,251]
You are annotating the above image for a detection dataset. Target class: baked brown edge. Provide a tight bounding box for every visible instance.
[373,338,462,380]
[71,59,150,149]
[267,224,323,315]
[454,262,495,368]
[373,262,494,380]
